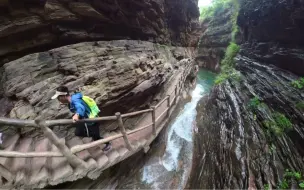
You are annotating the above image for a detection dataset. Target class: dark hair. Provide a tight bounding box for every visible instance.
[56,86,69,95]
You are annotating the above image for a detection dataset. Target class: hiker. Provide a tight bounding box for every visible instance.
[51,86,111,151]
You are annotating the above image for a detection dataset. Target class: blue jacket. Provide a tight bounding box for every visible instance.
[69,93,91,119]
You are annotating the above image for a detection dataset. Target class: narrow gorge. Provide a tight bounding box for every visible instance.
[0,0,303,189]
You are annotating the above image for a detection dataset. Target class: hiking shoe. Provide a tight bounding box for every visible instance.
[102,143,112,152]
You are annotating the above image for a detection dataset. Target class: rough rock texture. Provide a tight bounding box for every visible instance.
[188,0,304,189]
[195,5,235,72]
[238,0,304,76]
[0,40,195,136]
[189,55,304,189]
[0,0,200,65]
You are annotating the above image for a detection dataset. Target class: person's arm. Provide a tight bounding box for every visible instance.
[72,102,86,121]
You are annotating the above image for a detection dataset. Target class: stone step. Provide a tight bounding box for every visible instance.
[117,147,129,160]
[66,137,91,161]
[87,154,109,179]
[29,138,50,186]
[0,134,20,169]
[103,149,120,169]
[82,137,104,159]
[66,137,97,172]
[139,138,147,147]
[11,138,33,185]
[49,139,73,185]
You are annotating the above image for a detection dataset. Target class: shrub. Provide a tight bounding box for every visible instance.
[296,101,304,110]
[278,170,304,189]
[273,112,292,130]
[221,42,240,66]
[215,67,240,85]
[248,96,261,110]
[291,77,304,89]
[264,184,270,190]
[263,112,292,137]
[199,0,234,20]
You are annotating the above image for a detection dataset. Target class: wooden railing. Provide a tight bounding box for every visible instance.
[0,64,193,182]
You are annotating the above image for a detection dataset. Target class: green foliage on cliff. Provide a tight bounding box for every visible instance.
[215,43,240,84]
[214,67,240,85]
[221,42,240,66]
[291,77,304,89]
[263,112,292,137]
[248,96,261,110]
[199,0,236,20]
[296,101,304,111]
[277,170,304,189]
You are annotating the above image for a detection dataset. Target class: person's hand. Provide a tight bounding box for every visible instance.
[72,114,79,122]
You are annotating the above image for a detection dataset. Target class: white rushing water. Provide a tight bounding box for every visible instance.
[141,84,206,189]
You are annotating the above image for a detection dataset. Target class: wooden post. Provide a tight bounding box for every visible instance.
[115,113,133,151]
[167,95,170,108]
[174,85,178,105]
[151,106,157,136]
[166,95,171,117]
[35,120,87,169]
[179,80,182,94]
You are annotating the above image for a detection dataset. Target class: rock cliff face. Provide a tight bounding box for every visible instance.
[189,0,304,189]
[0,0,200,65]
[0,0,200,135]
[196,3,236,72]
[0,40,195,137]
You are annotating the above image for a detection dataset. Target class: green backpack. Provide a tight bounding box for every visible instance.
[82,96,100,118]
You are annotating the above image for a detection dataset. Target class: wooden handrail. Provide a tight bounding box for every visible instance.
[121,109,152,118]
[127,123,153,135]
[0,117,38,128]
[0,64,194,161]
[155,95,169,108]
[46,116,117,127]
[156,107,170,122]
[35,120,88,169]
[0,151,62,158]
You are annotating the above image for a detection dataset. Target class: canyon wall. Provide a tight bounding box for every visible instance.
[0,0,200,65]
[196,6,234,72]
[0,0,200,136]
[189,0,304,189]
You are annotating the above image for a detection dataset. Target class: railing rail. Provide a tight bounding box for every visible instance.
[0,64,194,182]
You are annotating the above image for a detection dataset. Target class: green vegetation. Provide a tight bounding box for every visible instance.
[221,43,240,66]
[207,0,240,85]
[296,101,304,111]
[263,184,270,190]
[215,43,240,84]
[277,170,304,189]
[263,112,292,137]
[264,170,304,189]
[273,112,292,129]
[248,96,261,109]
[291,77,304,89]
[215,65,240,85]
[199,0,238,21]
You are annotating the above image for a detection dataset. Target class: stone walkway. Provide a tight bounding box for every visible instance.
[0,66,189,189]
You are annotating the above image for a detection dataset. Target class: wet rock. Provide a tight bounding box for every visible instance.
[189,55,304,189]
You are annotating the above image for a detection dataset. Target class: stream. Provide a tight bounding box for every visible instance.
[48,69,216,189]
[117,69,216,189]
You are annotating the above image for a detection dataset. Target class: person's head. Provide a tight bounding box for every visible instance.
[51,86,71,104]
